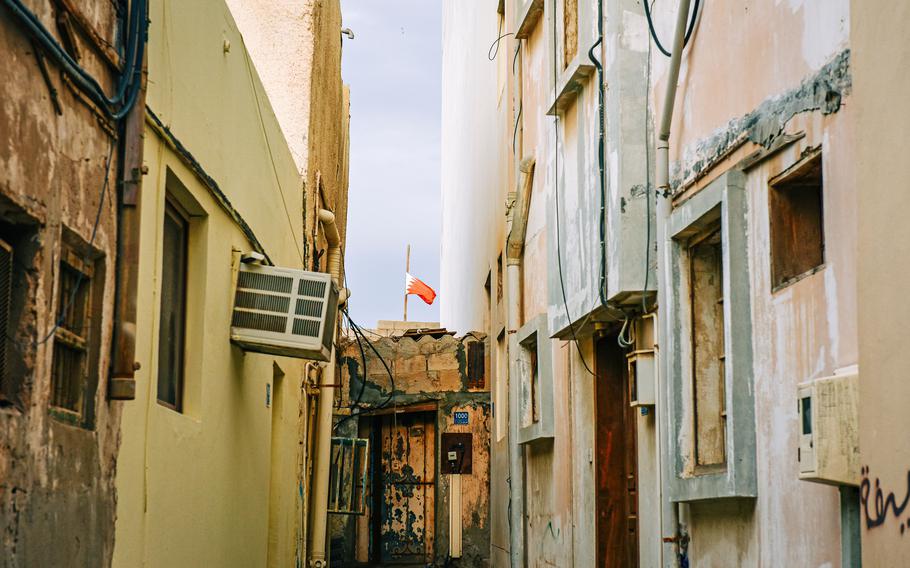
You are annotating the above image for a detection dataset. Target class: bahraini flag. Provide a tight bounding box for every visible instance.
[405,272,437,305]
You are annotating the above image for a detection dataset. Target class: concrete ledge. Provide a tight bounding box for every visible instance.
[515,0,543,39]
[546,56,595,116]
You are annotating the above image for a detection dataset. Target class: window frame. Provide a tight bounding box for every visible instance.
[665,170,757,502]
[768,148,825,291]
[515,313,554,444]
[49,239,101,428]
[156,196,190,412]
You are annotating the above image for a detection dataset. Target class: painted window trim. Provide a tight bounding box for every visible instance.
[666,170,757,502]
[515,313,554,444]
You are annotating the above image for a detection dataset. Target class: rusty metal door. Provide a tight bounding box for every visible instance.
[379,411,436,564]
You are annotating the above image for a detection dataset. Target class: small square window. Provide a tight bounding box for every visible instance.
[769,150,824,289]
[50,246,96,423]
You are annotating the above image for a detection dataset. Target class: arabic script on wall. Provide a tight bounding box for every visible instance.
[861,465,910,535]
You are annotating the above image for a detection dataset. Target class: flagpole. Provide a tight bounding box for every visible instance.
[403,243,410,321]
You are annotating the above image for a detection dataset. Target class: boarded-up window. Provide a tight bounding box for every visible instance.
[50,245,96,424]
[769,150,824,289]
[689,226,726,468]
[157,198,189,411]
[467,340,486,389]
[563,0,578,68]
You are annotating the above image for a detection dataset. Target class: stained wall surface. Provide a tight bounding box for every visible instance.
[0,4,125,566]
[332,332,491,566]
[651,0,854,566]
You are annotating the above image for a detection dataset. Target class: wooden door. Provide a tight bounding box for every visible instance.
[595,335,639,567]
[378,411,436,564]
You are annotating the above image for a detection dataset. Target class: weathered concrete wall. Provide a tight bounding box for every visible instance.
[333,332,491,566]
[651,0,854,566]
[0,3,124,566]
[853,0,910,564]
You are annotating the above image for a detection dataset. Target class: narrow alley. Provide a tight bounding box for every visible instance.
[0,1,907,567]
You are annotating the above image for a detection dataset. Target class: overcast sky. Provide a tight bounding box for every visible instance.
[340,0,441,328]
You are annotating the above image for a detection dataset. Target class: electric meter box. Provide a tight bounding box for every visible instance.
[627,349,656,407]
[230,263,338,361]
[797,369,860,486]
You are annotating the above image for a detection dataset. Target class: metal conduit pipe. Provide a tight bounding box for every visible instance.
[654,0,693,564]
[308,208,343,568]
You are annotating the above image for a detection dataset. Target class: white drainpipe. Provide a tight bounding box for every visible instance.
[308,208,342,568]
[654,0,692,564]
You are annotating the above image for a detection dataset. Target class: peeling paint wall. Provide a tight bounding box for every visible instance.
[0,4,125,566]
[333,332,491,566]
[652,0,854,565]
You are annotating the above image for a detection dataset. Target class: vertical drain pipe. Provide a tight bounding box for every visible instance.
[506,158,535,568]
[308,208,342,568]
[654,0,692,564]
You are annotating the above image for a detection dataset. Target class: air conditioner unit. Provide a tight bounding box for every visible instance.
[230,263,338,361]
[797,368,859,486]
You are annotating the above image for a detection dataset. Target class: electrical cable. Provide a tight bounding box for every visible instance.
[488,15,513,61]
[488,32,514,61]
[2,0,148,119]
[643,0,700,58]
[587,4,608,309]
[332,310,399,432]
[551,0,595,377]
[642,16,654,315]
[36,139,116,346]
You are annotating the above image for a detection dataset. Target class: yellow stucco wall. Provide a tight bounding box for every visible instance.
[113,1,311,566]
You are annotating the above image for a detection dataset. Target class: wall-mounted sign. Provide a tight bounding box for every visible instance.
[453,411,469,425]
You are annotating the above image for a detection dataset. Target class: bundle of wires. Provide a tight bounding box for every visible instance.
[2,0,148,119]
[332,309,397,433]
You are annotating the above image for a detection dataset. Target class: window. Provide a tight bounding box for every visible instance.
[466,339,486,390]
[157,198,189,411]
[563,0,578,68]
[516,314,554,444]
[666,170,757,501]
[769,150,824,289]
[0,209,40,409]
[688,226,726,469]
[50,245,96,424]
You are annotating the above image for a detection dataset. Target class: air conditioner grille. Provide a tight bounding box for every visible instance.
[232,310,287,333]
[298,279,327,298]
[292,318,320,337]
[235,291,291,313]
[238,271,293,294]
[231,265,337,361]
[295,298,323,318]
